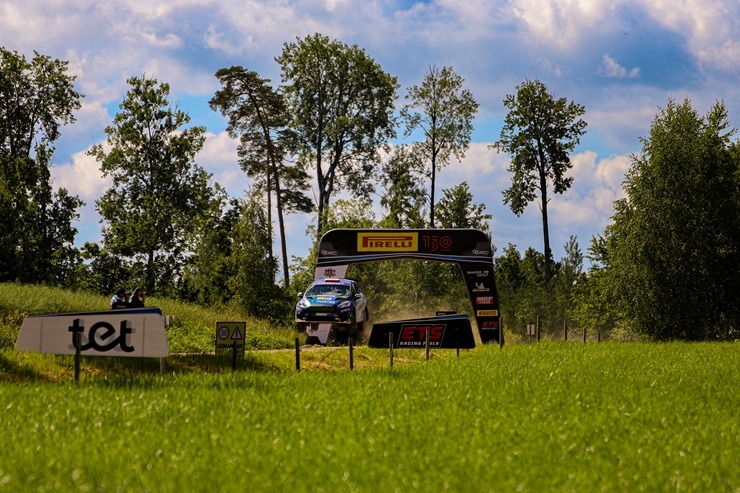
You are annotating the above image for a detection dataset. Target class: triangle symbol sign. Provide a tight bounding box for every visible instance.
[231,328,243,340]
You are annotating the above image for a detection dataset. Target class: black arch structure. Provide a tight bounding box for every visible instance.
[313,228,502,344]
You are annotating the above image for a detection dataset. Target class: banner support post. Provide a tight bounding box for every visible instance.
[295,337,301,371]
[425,329,430,361]
[388,332,393,368]
[74,331,81,383]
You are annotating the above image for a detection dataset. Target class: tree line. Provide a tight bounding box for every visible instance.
[1,36,738,340]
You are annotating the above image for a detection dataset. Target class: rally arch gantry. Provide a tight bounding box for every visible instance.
[309,228,502,345]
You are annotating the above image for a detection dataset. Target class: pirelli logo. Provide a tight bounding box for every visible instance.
[477,309,499,317]
[357,232,418,252]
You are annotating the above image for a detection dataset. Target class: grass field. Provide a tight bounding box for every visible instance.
[0,342,738,492]
[1,283,738,491]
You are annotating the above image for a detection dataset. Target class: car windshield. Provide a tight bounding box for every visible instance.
[306,284,350,297]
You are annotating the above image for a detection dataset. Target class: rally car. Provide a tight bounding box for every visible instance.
[294,278,369,332]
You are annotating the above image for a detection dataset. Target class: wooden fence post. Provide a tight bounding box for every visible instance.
[388,332,394,368]
[74,331,81,383]
[295,337,301,372]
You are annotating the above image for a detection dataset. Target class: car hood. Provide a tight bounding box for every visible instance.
[305,295,350,305]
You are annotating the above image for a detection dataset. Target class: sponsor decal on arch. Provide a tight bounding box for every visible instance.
[357,232,418,252]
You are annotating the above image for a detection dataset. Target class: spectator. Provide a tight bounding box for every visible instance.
[110,288,129,309]
[128,287,146,308]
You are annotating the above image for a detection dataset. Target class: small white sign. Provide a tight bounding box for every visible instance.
[15,308,169,358]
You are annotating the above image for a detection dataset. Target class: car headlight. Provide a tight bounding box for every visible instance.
[337,300,352,309]
[297,299,310,309]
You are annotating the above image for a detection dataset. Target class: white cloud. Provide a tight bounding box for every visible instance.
[443,142,510,186]
[541,59,564,78]
[585,88,664,151]
[199,131,244,195]
[599,54,640,79]
[550,151,629,228]
[51,149,109,201]
[139,57,217,95]
[204,25,248,57]
[509,0,615,49]
[593,154,631,190]
[140,32,182,49]
[506,0,740,74]
[639,0,740,72]
[200,131,238,168]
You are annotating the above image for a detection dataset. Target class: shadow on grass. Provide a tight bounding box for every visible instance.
[0,350,293,385]
[1,346,436,384]
[163,353,289,375]
[76,352,293,380]
[0,351,51,382]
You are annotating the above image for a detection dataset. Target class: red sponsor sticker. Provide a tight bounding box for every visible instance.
[421,234,453,252]
[398,324,445,347]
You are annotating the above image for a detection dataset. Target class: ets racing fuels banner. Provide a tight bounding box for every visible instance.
[312,228,502,345]
[15,307,169,358]
[368,313,476,349]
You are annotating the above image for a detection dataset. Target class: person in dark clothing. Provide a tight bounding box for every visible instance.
[110,288,129,309]
[128,287,146,308]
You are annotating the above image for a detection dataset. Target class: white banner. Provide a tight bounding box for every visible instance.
[16,308,169,358]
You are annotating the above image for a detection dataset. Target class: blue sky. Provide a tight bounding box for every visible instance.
[3,0,739,265]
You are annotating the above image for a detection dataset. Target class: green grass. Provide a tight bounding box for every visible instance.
[1,283,738,491]
[0,342,738,492]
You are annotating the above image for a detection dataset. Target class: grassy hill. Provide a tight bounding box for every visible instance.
[0,283,301,380]
[0,283,460,381]
[0,282,297,350]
